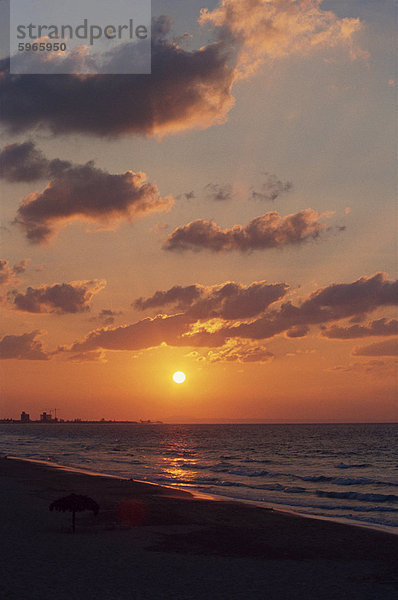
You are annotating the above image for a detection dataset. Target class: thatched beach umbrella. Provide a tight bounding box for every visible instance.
[49,494,99,533]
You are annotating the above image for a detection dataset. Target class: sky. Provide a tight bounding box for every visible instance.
[0,0,397,422]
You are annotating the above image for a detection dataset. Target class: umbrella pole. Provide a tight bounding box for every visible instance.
[72,510,76,533]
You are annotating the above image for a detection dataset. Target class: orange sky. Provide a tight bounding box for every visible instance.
[0,0,397,422]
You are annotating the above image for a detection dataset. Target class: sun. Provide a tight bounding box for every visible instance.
[172,371,186,384]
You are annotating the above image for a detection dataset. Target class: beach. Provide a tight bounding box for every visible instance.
[1,457,397,599]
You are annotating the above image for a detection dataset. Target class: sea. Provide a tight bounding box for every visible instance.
[1,422,397,533]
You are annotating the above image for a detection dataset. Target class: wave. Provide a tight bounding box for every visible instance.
[228,469,270,477]
[163,450,197,458]
[162,462,398,490]
[301,475,334,482]
[332,477,398,487]
[316,490,398,503]
[242,458,272,464]
[335,462,371,469]
[283,486,306,493]
[256,483,285,491]
[154,470,398,507]
[154,475,247,487]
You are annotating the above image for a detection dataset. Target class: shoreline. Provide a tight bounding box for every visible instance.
[6,454,397,536]
[1,455,398,599]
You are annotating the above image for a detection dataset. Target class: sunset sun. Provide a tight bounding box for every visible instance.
[172,371,186,384]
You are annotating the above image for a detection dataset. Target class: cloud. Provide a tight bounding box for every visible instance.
[10,279,105,314]
[176,191,196,201]
[8,143,173,243]
[68,312,276,361]
[182,191,196,200]
[0,258,29,305]
[329,359,397,377]
[0,330,49,360]
[90,309,123,326]
[298,273,398,321]
[0,260,14,287]
[69,313,194,353]
[164,209,331,252]
[0,20,235,137]
[0,142,49,182]
[97,309,122,325]
[134,284,202,312]
[352,338,398,357]
[68,350,107,363]
[251,173,293,202]
[286,325,310,338]
[0,5,363,137]
[205,183,233,201]
[62,273,398,356]
[13,259,29,274]
[224,273,398,341]
[322,318,398,339]
[0,258,29,288]
[200,0,364,77]
[134,280,288,319]
[207,340,274,363]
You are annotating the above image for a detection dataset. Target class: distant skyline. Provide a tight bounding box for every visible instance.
[1,0,397,422]
[1,416,396,424]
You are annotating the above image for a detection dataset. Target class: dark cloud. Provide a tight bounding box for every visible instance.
[224,273,398,341]
[134,284,202,312]
[11,280,105,314]
[286,325,310,338]
[0,3,362,138]
[90,309,123,326]
[352,338,398,357]
[0,27,235,137]
[134,280,288,320]
[164,209,330,252]
[0,330,49,360]
[205,183,233,201]
[176,191,196,201]
[322,318,398,339]
[69,313,194,353]
[62,273,397,355]
[0,259,17,287]
[299,273,398,321]
[12,259,29,274]
[0,141,72,185]
[0,258,28,287]
[10,144,173,243]
[191,281,288,320]
[0,142,51,182]
[251,173,293,202]
[152,15,174,40]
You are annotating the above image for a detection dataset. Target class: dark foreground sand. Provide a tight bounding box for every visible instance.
[1,457,397,600]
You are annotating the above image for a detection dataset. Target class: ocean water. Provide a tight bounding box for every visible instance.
[1,423,397,532]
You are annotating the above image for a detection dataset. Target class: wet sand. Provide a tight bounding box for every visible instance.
[1,456,397,599]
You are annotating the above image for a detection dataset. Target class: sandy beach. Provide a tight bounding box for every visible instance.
[0,457,397,600]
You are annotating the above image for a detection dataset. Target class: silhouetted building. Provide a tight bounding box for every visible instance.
[20,411,30,423]
[40,411,52,423]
